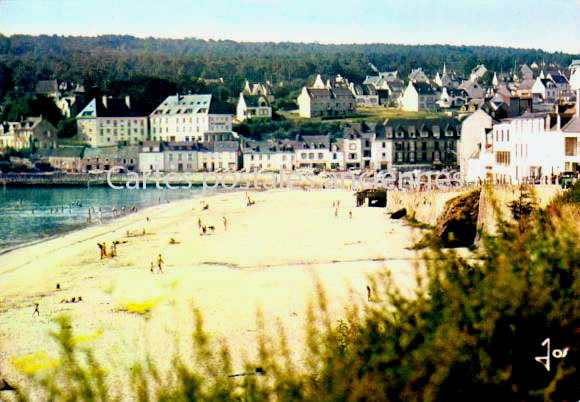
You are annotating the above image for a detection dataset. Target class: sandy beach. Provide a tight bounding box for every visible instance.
[0,183,565,399]
[0,186,441,398]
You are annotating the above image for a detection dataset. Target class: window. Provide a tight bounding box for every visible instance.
[318,153,323,159]
[496,151,511,165]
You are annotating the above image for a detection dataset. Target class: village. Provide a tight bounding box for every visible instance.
[1,60,579,185]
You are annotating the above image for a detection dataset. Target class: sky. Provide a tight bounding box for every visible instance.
[0,0,579,54]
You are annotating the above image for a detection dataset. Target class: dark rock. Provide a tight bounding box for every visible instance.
[391,208,407,219]
[436,190,480,248]
[0,378,15,391]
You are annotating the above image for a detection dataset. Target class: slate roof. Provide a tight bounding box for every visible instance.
[150,94,229,116]
[77,97,147,118]
[44,147,85,158]
[199,141,239,152]
[378,118,460,139]
[413,82,437,95]
[352,84,377,96]
[561,116,580,132]
[549,74,568,84]
[83,145,141,159]
[305,87,354,100]
[242,94,270,107]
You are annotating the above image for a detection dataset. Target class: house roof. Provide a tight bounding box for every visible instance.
[241,94,270,107]
[412,82,436,95]
[200,141,239,152]
[83,145,141,159]
[150,94,231,117]
[549,74,568,84]
[77,97,147,118]
[47,147,85,158]
[306,88,333,99]
[561,116,580,132]
[378,118,459,139]
[352,84,377,96]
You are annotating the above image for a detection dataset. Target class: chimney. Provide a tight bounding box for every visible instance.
[102,95,108,108]
[125,95,131,110]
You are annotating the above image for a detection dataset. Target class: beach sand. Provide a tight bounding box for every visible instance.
[0,184,564,399]
[0,187,432,398]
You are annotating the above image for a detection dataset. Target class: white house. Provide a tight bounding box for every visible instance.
[149,94,232,143]
[371,134,393,170]
[139,142,165,172]
[459,110,495,182]
[242,140,296,172]
[464,114,579,183]
[77,96,149,147]
[401,82,438,112]
[197,141,239,171]
[438,87,468,108]
[236,93,272,121]
[294,135,344,170]
[531,78,558,100]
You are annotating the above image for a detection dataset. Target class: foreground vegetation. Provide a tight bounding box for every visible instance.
[5,184,579,401]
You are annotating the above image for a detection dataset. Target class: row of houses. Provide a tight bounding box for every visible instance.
[38,119,461,174]
[147,119,460,173]
[459,65,580,182]
[0,117,58,152]
[76,94,234,147]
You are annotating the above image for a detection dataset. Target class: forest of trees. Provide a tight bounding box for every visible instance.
[0,34,577,137]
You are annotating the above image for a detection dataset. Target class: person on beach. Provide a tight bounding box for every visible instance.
[198,218,203,230]
[223,216,227,231]
[150,261,155,273]
[97,242,106,259]
[366,285,372,302]
[32,303,40,317]
[334,208,338,218]
[349,211,352,219]
[157,254,164,273]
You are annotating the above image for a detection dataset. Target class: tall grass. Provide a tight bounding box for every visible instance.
[7,183,580,401]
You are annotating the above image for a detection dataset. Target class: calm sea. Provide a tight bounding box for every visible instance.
[0,185,209,254]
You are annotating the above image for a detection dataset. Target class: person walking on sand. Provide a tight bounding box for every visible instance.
[349,211,352,219]
[223,216,227,231]
[150,261,155,273]
[366,285,372,302]
[157,254,164,273]
[98,242,106,259]
[32,303,40,317]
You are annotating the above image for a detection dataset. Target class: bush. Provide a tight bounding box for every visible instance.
[8,192,579,401]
